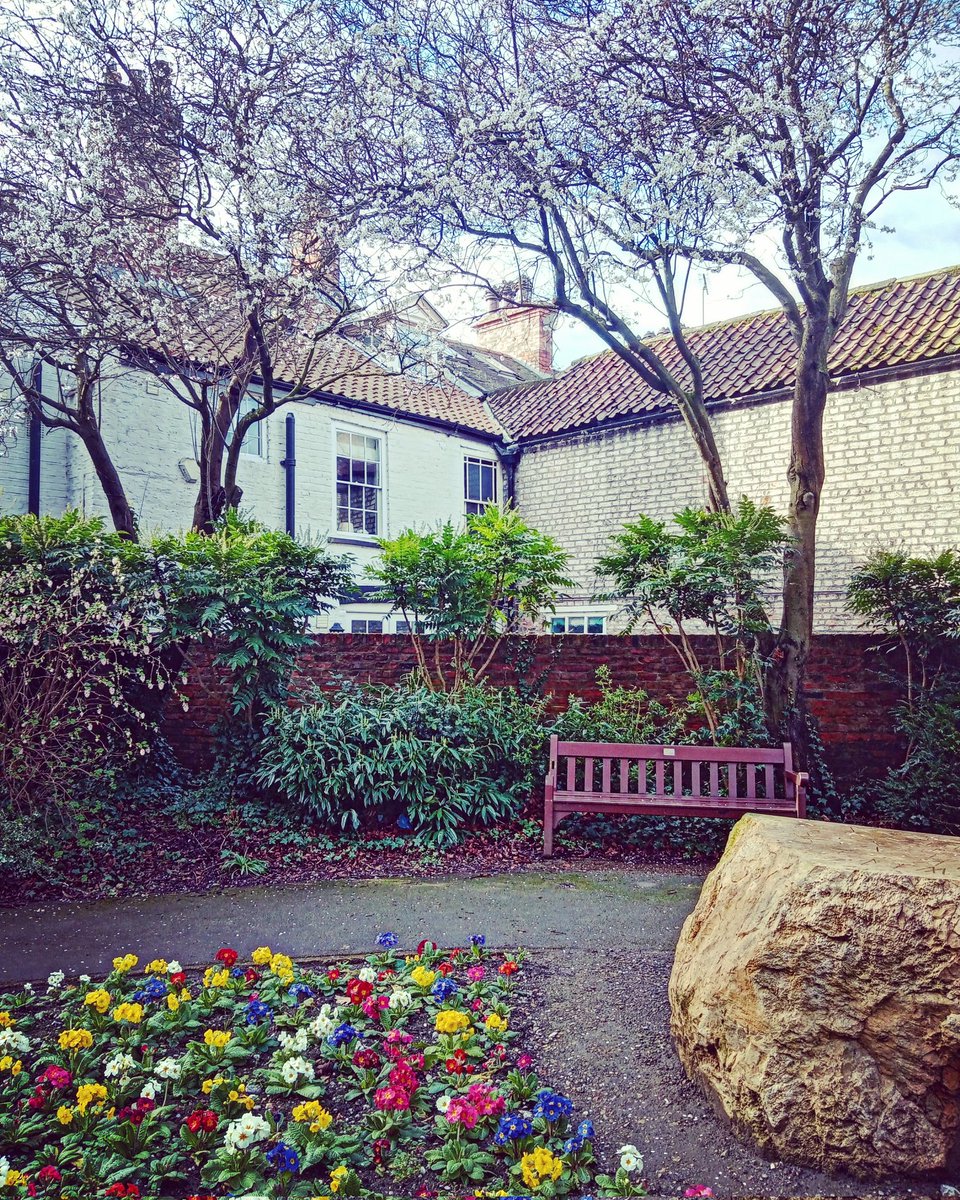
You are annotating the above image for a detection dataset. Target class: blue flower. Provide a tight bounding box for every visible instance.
[563,1135,584,1154]
[470,934,486,947]
[431,978,458,1001]
[534,1090,574,1122]
[246,999,273,1025]
[132,978,168,1004]
[265,1141,300,1173]
[577,1119,595,1139]
[328,1022,359,1047]
[397,813,412,830]
[231,967,245,978]
[287,982,314,1002]
[376,931,399,948]
[495,1113,534,1142]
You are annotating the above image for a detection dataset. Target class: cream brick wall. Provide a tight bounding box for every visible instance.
[515,368,960,633]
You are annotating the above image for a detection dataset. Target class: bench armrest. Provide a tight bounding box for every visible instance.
[785,769,809,817]
[544,769,556,789]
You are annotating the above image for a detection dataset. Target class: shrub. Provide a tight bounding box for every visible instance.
[255,682,547,846]
[153,512,354,724]
[0,512,176,816]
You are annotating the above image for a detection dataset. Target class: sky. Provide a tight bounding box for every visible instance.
[544,185,960,369]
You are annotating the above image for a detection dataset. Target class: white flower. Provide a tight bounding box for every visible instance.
[78,974,91,985]
[223,1112,270,1153]
[0,1158,9,1180]
[436,1095,452,1113]
[310,1005,337,1039]
[618,1145,643,1173]
[357,967,377,984]
[104,1052,137,1079]
[277,1029,309,1054]
[22,983,32,994]
[47,970,65,990]
[140,1080,158,1101]
[279,1056,314,1086]
[167,961,182,974]
[154,1057,181,1081]
[0,1029,30,1055]
[389,988,412,1009]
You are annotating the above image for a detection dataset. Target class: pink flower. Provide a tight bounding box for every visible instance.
[374,1085,410,1111]
[472,998,483,1011]
[361,996,378,1019]
[445,1097,480,1128]
[516,1053,533,1069]
[377,994,391,1009]
[466,965,485,982]
[684,1189,714,1198]
[40,1065,71,1089]
[466,1081,504,1117]
[389,1062,419,1093]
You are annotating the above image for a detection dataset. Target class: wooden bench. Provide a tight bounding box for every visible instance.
[543,736,808,856]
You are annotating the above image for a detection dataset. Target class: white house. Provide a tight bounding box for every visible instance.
[2,264,959,634]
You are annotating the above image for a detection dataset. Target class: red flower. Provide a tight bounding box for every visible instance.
[372,1136,391,1166]
[37,1166,62,1183]
[499,961,518,976]
[26,1086,46,1109]
[389,1062,419,1093]
[516,1053,533,1069]
[416,939,438,955]
[352,1048,381,1070]
[104,1186,140,1198]
[215,947,238,968]
[346,978,373,1005]
[39,1065,71,1089]
[327,967,341,982]
[185,1108,218,1134]
[170,971,187,987]
[244,968,260,984]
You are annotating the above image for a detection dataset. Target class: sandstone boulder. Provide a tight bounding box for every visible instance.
[669,814,960,1178]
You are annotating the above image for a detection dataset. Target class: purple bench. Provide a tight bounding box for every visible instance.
[543,736,808,856]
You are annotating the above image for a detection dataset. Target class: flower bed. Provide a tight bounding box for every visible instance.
[0,938,673,1199]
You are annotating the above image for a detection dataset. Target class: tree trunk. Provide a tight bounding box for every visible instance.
[764,314,829,750]
[76,416,139,540]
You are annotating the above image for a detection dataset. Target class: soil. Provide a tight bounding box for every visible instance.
[520,951,943,1200]
[0,813,719,908]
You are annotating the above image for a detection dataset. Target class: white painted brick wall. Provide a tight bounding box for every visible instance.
[515,368,960,633]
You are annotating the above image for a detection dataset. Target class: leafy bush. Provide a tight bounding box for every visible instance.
[597,499,788,741]
[369,505,571,691]
[0,512,176,816]
[153,511,354,723]
[847,548,960,833]
[255,682,547,846]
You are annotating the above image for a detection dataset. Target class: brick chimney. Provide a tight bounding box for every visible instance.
[472,279,555,374]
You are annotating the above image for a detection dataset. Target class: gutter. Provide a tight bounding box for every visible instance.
[27,359,43,515]
[280,412,296,537]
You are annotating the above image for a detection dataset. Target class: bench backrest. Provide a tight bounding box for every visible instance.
[549,737,796,803]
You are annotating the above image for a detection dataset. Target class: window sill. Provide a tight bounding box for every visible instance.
[329,534,380,547]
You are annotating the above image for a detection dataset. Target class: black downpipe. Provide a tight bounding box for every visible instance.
[500,443,520,506]
[27,360,43,515]
[281,413,296,536]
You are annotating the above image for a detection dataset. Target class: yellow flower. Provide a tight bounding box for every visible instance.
[75,1082,108,1116]
[251,946,273,965]
[57,1105,74,1125]
[10,1061,20,1076]
[111,953,139,974]
[58,1028,94,1051]
[201,1074,224,1095]
[203,1029,231,1049]
[144,958,168,975]
[167,994,180,1013]
[293,1100,333,1131]
[411,965,436,988]
[0,1012,13,1028]
[435,1009,471,1035]
[520,1147,564,1190]
[329,1166,349,1194]
[203,966,231,988]
[0,1056,11,1070]
[84,989,111,1014]
[485,1013,508,1033]
[111,1002,144,1025]
[269,952,293,976]
[4,1170,25,1187]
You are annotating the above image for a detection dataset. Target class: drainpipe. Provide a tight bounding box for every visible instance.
[280,412,296,536]
[499,442,521,507]
[27,359,43,515]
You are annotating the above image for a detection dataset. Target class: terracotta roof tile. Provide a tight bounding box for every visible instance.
[489,266,960,439]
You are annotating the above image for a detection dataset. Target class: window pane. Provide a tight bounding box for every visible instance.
[368,619,383,633]
[587,617,605,634]
[336,456,350,480]
[550,617,566,635]
[467,461,481,499]
[480,462,496,502]
[337,432,351,455]
[396,619,410,634]
[351,620,367,633]
[567,616,585,634]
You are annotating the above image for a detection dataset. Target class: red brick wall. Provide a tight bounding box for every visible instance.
[164,634,903,784]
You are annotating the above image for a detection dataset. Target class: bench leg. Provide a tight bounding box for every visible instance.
[543,795,555,858]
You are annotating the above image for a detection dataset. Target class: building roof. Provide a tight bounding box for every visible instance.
[440,337,546,395]
[487,265,960,440]
[278,337,505,437]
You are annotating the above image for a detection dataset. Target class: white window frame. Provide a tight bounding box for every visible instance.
[333,425,384,539]
[464,454,499,516]
[350,618,384,634]
[550,614,606,635]
[236,394,264,459]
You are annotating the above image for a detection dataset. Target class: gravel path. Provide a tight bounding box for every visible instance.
[519,949,940,1200]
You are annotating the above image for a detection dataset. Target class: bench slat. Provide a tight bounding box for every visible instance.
[655,759,664,795]
[672,758,681,797]
[746,763,756,799]
[619,757,628,794]
[709,760,719,797]
[728,763,738,800]
[555,741,788,763]
[691,761,702,797]
[566,757,576,792]
[602,758,611,794]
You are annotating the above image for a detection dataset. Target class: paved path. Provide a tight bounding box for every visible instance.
[0,869,704,984]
